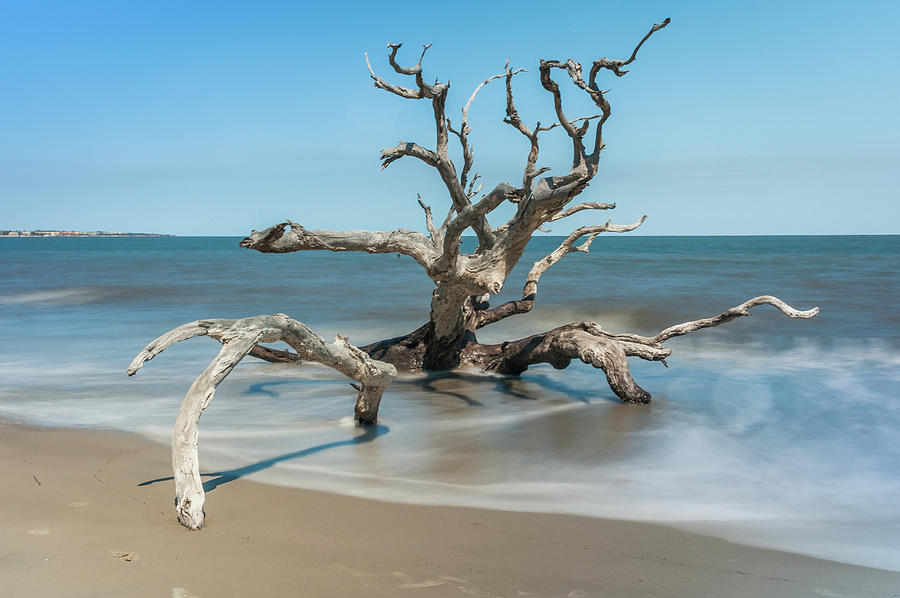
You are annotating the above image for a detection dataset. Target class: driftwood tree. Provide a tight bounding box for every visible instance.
[131,19,819,529]
[239,18,818,404]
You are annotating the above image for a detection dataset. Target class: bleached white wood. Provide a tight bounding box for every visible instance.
[129,315,396,530]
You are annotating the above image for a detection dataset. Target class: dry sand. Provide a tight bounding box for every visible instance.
[1,421,898,598]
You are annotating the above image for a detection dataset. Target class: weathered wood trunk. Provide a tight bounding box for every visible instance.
[360,283,477,371]
[422,284,477,369]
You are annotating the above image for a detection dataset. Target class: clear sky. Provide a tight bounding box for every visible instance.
[1,0,897,236]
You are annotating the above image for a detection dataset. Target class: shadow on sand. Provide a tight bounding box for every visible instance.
[392,369,607,405]
[137,423,389,492]
[241,369,613,406]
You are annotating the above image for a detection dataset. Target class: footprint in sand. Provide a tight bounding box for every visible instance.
[109,551,138,562]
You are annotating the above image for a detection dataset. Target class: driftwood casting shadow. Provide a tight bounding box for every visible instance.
[138,423,389,493]
[393,370,609,406]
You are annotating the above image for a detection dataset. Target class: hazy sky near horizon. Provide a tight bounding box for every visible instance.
[1,1,898,236]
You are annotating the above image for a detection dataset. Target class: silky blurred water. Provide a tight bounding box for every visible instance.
[1,235,898,570]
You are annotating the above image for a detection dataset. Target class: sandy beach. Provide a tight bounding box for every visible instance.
[1,421,897,597]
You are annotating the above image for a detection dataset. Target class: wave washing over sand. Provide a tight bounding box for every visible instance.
[1,235,898,570]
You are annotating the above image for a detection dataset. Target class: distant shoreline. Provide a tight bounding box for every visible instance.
[0,231,173,238]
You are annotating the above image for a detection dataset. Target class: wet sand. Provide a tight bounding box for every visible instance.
[2,421,898,597]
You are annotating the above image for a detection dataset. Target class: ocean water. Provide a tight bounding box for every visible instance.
[1,235,898,570]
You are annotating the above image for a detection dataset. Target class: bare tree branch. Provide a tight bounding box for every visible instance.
[129,314,397,529]
[538,60,583,142]
[472,292,815,403]
[366,43,496,249]
[534,114,603,134]
[585,18,671,159]
[500,63,550,200]
[387,42,431,76]
[493,19,669,259]
[466,172,483,199]
[477,323,655,403]
[549,201,616,222]
[380,141,439,169]
[437,183,517,271]
[591,18,671,79]
[575,296,820,350]
[364,42,443,99]
[650,296,819,344]
[248,344,302,363]
[476,216,646,328]
[473,293,818,404]
[240,221,437,269]
[365,51,424,99]
[417,194,437,244]
[529,216,648,292]
[440,204,455,231]
[531,60,596,197]
[453,64,526,190]
[474,293,819,404]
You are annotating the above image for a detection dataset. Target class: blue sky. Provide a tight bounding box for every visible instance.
[1,1,897,235]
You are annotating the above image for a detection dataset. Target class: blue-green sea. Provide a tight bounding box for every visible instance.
[1,235,898,570]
